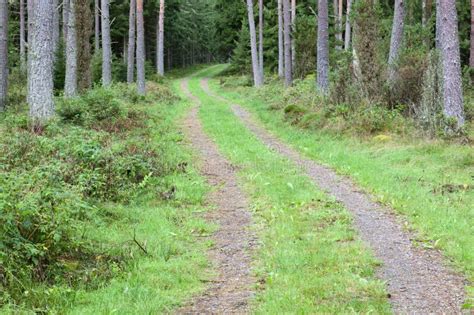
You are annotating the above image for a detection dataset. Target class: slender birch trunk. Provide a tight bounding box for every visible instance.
[278,0,284,77]
[20,0,26,73]
[258,0,264,80]
[101,0,112,86]
[317,0,329,92]
[136,0,146,95]
[29,0,55,123]
[157,0,165,76]
[388,0,405,84]
[283,0,292,86]
[438,0,464,128]
[291,0,296,69]
[65,0,77,97]
[127,0,136,83]
[0,0,7,111]
[344,0,352,50]
[246,0,263,87]
[94,0,100,53]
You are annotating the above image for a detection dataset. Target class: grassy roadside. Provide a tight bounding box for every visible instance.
[208,66,474,287]
[1,80,213,313]
[186,69,391,313]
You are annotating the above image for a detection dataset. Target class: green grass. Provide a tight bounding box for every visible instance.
[207,65,474,287]
[186,68,391,313]
[64,96,213,314]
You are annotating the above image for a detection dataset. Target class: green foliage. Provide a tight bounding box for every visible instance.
[0,83,185,310]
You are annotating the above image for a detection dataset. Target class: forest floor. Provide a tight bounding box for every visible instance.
[176,65,472,313]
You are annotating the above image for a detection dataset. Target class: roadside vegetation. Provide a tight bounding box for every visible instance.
[0,78,212,313]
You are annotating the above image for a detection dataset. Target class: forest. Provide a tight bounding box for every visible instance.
[0,0,472,313]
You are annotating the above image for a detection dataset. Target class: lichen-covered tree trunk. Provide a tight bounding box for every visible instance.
[317,0,329,93]
[278,0,284,77]
[246,0,263,87]
[344,0,352,50]
[127,0,136,83]
[283,0,292,86]
[388,0,405,84]
[20,0,26,73]
[136,0,146,95]
[75,0,92,92]
[101,0,112,86]
[53,0,59,55]
[470,0,474,68]
[94,0,100,53]
[438,0,464,128]
[29,0,55,123]
[157,0,165,76]
[65,0,77,97]
[0,0,7,111]
[291,0,296,69]
[258,0,264,81]
[63,0,69,41]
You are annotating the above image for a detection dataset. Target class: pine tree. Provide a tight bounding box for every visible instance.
[317,0,329,92]
[388,0,405,85]
[283,0,292,86]
[136,0,146,95]
[65,0,77,97]
[278,0,284,77]
[246,0,263,87]
[0,0,7,111]
[101,0,112,86]
[157,0,165,76]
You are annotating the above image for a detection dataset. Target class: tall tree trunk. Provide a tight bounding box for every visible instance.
[65,0,77,97]
[246,0,263,87]
[470,0,474,68]
[278,0,284,77]
[157,0,165,76]
[136,0,146,95]
[388,0,405,84]
[291,0,296,69]
[344,0,352,50]
[435,0,441,48]
[334,0,341,49]
[338,0,343,46]
[127,0,136,83]
[422,0,432,46]
[317,0,329,92]
[20,0,26,73]
[53,0,59,55]
[94,0,100,53]
[76,0,92,92]
[29,0,55,123]
[0,0,7,111]
[63,0,69,41]
[101,0,112,86]
[283,0,292,86]
[438,0,464,128]
[27,0,33,104]
[258,0,264,81]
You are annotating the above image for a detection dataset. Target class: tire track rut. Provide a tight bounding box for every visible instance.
[178,79,255,314]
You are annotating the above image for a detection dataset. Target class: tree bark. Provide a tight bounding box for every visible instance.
[317,0,329,93]
[334,0,341,49]
[127,0,136,83]
[470,0,474,68]
[157,0,165,76]
[28,0,55,123]
[258,0,264,81]
[20,0,26,73]
[283,0,292,86]
[438,0,464,128]
[278,0,284,77]
[0,0,7,111]
[53,0,59,55]
[246,0,263,87]
[136,0,146,95]
[75,0,92,92]
[94,0,100,53]
[101,0,112,86]
[65,0,77,97]
[344,0,352,50]
[388,0,405,84]
[435,0,441,48]
[291,0,296,69]
[63,0,69,41]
